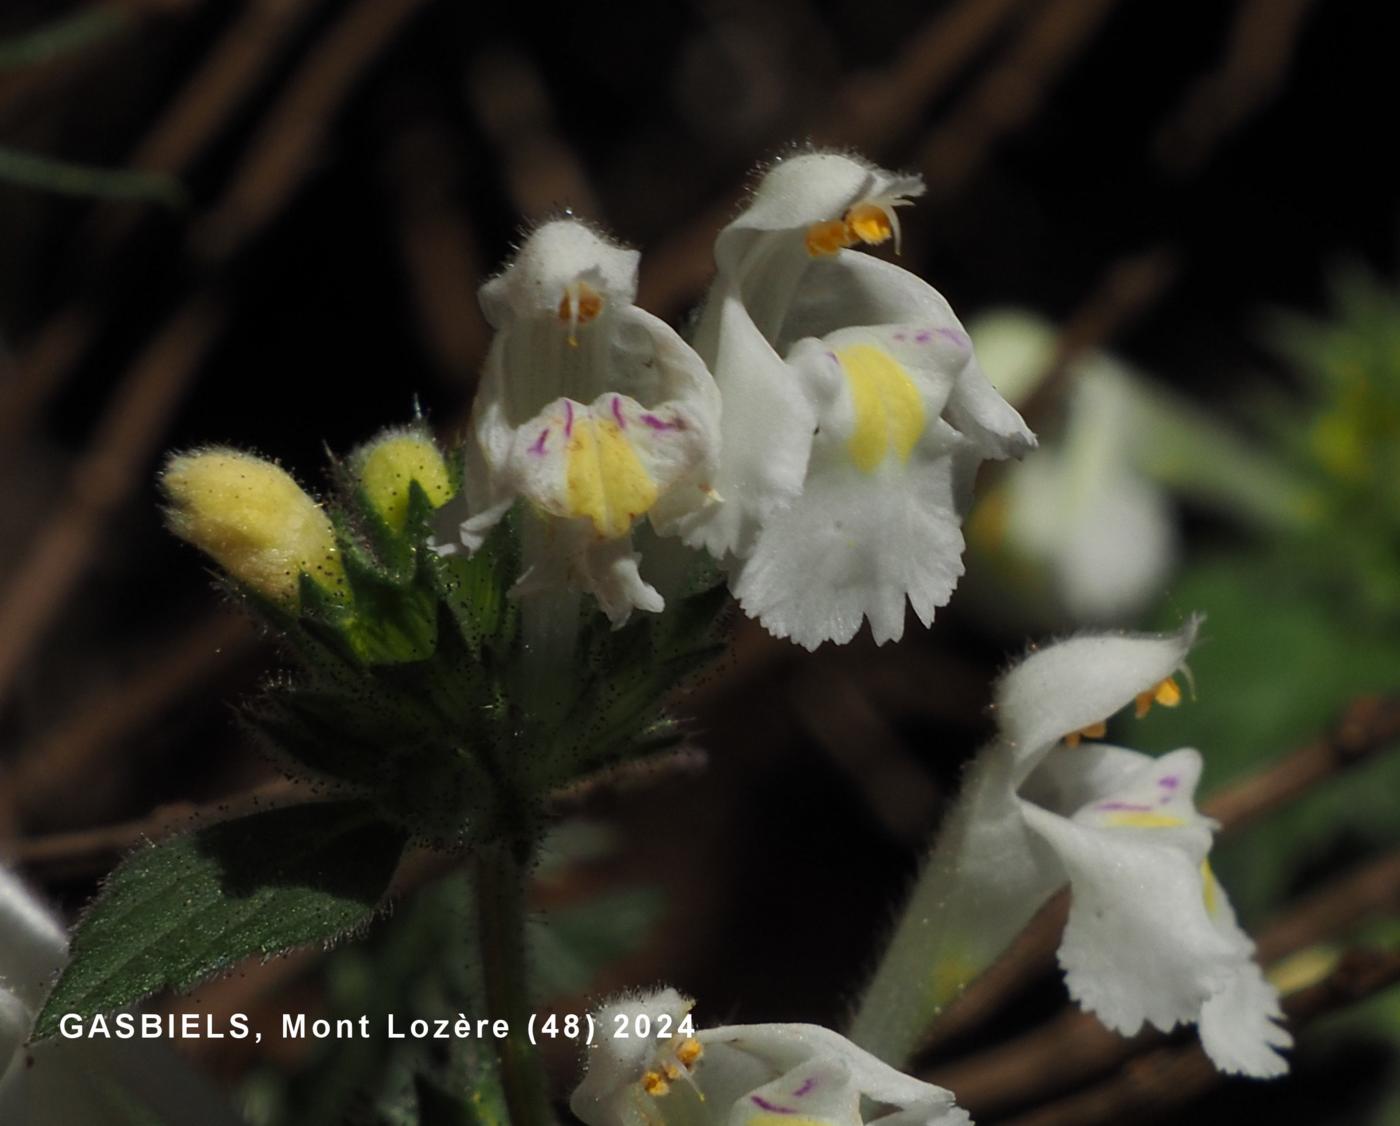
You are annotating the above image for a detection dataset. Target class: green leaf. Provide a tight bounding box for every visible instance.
[543,580,729,782]
[429,515,519,657]
[34,801,406,1040]
[253,872,507,1126]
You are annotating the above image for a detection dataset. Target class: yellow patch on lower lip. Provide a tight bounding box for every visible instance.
[564,417,658,538]
[836,344,926,473]
[1104,811,1185,829]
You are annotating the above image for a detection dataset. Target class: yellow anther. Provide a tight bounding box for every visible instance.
[804,218,855,257]
[663,1063,680,1080]
[1134,676,1183,718]
[641,1071,671,1097]
[675,1038,703,1067]
[845,201,894,246]
[558,281,605,346]
[1064,720,1108,749]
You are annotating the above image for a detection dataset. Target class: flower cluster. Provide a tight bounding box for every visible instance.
[570,989,969,1126]
[438,151,1034,646]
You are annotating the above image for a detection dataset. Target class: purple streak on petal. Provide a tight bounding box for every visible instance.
[793,1078,817,1097]
[612,396,626,428]
[750,1096,796,1114]
[914,330,932,344]
[641,413,680,431]
[1095,801,1154,812]
[937,327,970,348]
[529,428,550,455]
[893,332,907,342]
[1157,775,1180,790]
[564,400,575,437]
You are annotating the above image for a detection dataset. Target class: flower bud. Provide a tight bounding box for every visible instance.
[161,448,346,606]
[355,430,454,531]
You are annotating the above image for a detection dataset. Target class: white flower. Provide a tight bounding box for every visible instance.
[679,151,1034,648]
[1,865,241,1125]
[855,620,1290,1076]
[967,311,1175,623]
[570,988,969,1126]
[440,219,720,625]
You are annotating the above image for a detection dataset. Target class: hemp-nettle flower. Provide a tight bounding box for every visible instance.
[570,988,969,1126]
[679,151,1035,648]
[2,866,241,1124]
[861,619,1290,1076]
[968,311,1175,623]
[440,219,720,625]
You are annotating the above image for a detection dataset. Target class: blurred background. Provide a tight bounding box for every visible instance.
[3,0,1400,1122]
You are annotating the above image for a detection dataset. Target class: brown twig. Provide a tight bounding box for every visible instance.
[382,118,489,391]
[1151,0,1318,178]
[0,0,326,443]
[0,295,226,718]
[1015,0,1317,420]
[916,0,1123,202]
[1002,947,1400,1126]
[1,612,256,827]
[3,778,304,877]
[0,0,435,720]
[814,0,1033,153]
[638,0,1034,318]
[1018,246,1181,425]
[8,745,707,877]
[465,46,602,222]
[1203,696,1400,834]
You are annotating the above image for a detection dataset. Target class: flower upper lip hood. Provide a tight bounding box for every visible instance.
[712,151,924,279]
[570,988,970,1126]
[477,217,640,329]
[995,614,1201,774]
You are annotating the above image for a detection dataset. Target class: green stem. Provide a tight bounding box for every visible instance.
[848,753,1044,1066]
[476,837,553,1126]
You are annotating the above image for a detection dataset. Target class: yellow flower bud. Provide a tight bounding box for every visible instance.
[356,430,454,531]
[161,448,346,605]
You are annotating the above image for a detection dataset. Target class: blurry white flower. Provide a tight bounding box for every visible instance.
[968,311,1175,623]
[440,219,720,625]
[680,151,1034,649]
[571,988,969,1126]
[1,865,241,1125]
[855,620,1290,1076]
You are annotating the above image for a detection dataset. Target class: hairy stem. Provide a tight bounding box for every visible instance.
[476,837,553,1126]
[848,751,1045,1066]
